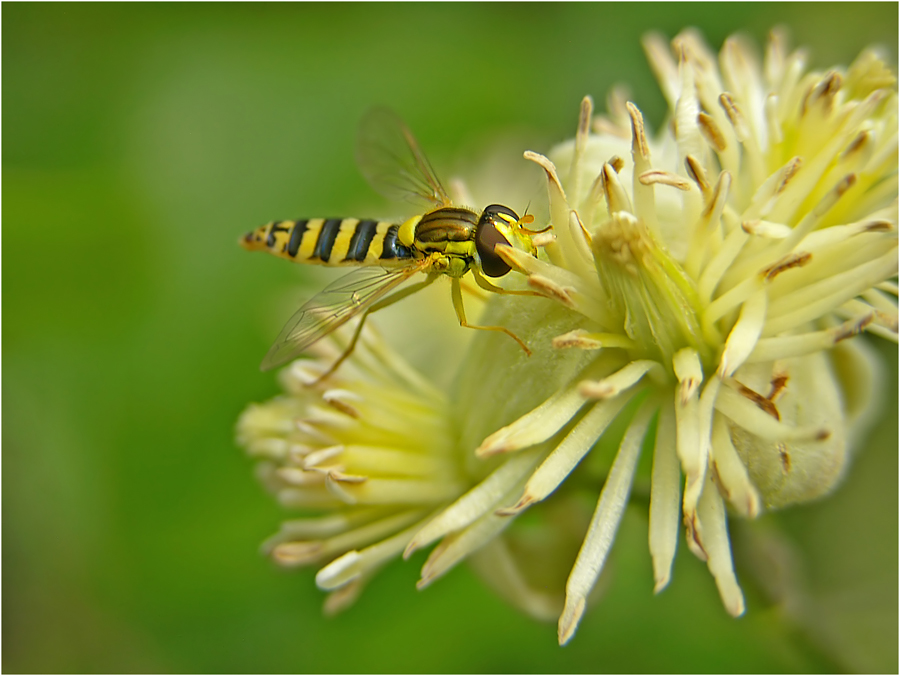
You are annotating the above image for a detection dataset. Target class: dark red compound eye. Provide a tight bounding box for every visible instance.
[476,204,519,278]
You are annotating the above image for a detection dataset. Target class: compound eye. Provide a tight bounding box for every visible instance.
[484,204,519,224]
[476,210,514,278]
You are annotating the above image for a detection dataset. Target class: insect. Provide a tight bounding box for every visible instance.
[241,108,544,377]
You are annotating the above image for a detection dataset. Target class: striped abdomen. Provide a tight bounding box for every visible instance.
[242,218,415,266]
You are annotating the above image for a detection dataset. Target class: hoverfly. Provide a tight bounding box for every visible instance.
[241,108,544,377]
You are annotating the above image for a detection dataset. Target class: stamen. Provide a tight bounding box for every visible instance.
[764,248,898,335]
[714,385,829,441]
[711,416,761,518]
[741,220,792,239]
[404,447,544,556]
[719,289,768,377]
[642,32,680,108]
[742,174,858,281]
[628,102,659,234]
[686,171,732,278]
[748,314,874,362]
[302,444,345,469]
[417,503,516,591]
[325,475,464,506]
[263,508,386,548]
[835,300,899,341]
[698,224,750,306]
[276,485,341,509]
[552,330,636,351]
[477,359,615,457]
[638,170,692,190]
[685,155,711,196]
[277,508,426,570]
[600,162,634,215]
[558,399,655,645]
[316,510,432,590]
[682,377,721,560]
[579,360,663,399]
[673,348,703,403]
[876,280,899,295]
[719,93,766,187]
[567,95,594,203]
[497,393,634,516]
[765,93,783,144]
[696,473,746,617]
[527,275,577,308]
[649,401,680,592]
[525,151,595,280]
[316,445,458,477]
[697,112,727,153]
[323,577,367,617]
[568,210,595,265]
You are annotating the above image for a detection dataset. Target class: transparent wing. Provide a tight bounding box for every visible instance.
[356,107,452,209]
[260,262,430,370]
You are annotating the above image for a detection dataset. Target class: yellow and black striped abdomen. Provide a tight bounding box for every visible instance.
[241,218,416,266]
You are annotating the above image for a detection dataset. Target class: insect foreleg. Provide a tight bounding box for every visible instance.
[450,278,532,356]
[313,273,442,384]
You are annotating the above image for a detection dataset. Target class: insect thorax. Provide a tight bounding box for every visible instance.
[411,207,479,261]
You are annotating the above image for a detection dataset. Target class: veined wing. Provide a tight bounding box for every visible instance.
[260,261,431,370]
[356,107,452,209]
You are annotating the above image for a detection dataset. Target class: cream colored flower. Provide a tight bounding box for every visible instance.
[237,28,897,645]
[236,326,467,615]
[406,28,897,644]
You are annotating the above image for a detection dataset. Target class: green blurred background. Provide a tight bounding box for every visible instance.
[4,3,897,673]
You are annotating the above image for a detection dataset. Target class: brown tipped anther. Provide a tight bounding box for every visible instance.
[741,220,760,234]
[323,397,361,419]
[530,231,556,248]
[679,377,699,405]
[767,373,789,402]
[697,112,727,152]
[734,381,781,420]
[684,512,709,562]
[685,155,711,195]
[327,470,367,484]
[626,102,650,159]
[639,170,692,190]
[762,251,812,281]
[578,96,594,141]
[775,157,803,193]
[803,71,843,115]
[272,541,324,566]
[578,381,615,399]
[524,151,565,192]
[835,173,857,197]
[836,314,875,342]
[710,462,728,499]
[841,130,872,160]
[527,275,576,308]
[552,329,603,350]
[718,93,749,140]
[702,171,731,218]
[863,220,894,232]
[815,429,832,441]
[495,494,536,517]
[608,155,625,173]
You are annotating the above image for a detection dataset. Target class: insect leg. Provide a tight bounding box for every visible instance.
[471,268,544,297]
[313,273,442,383]
[450,278,532,356]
